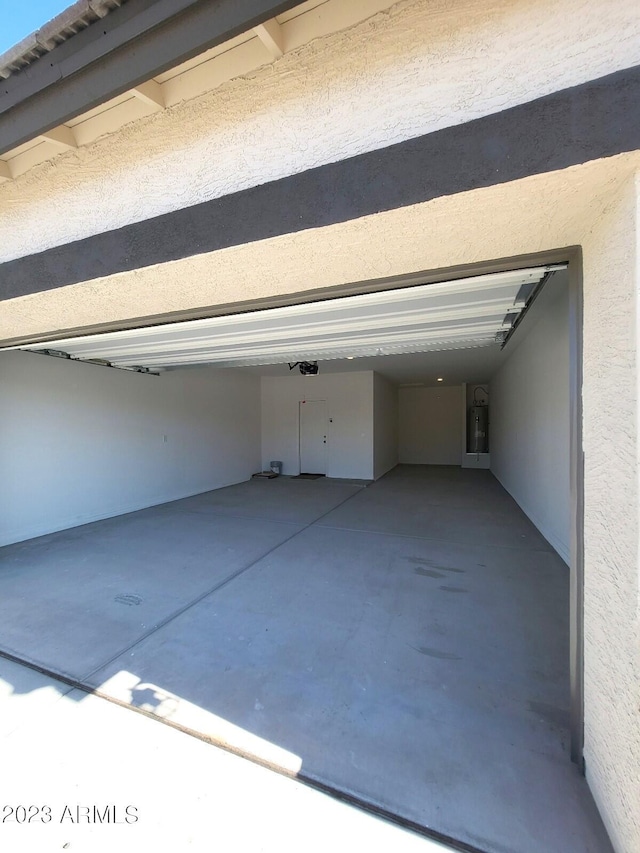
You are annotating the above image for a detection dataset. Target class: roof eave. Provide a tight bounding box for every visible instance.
[0,0,301,155]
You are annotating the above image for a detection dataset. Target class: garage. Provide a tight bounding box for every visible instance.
[0,260,611,852]
[3,0,640,849]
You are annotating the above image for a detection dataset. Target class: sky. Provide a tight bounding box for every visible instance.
[0,0,71,53]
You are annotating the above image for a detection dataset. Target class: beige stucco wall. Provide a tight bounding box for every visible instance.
[0,154,634,341]
[1,0,640,263]
[580,174,640,853]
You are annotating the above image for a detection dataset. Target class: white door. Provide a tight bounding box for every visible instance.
[299,400,327,474]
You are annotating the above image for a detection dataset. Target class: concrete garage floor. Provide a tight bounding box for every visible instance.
[0,466,612,853]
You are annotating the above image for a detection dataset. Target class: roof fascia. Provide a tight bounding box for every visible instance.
[0,0,301,154]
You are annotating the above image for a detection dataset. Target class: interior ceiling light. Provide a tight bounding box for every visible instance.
[3,265,566,371]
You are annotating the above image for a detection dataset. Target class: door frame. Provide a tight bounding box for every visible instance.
[298,398,328,475]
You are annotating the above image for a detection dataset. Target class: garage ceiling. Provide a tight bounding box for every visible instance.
[4,265,564,372]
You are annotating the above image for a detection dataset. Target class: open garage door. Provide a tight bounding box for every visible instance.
[2,265,564,371]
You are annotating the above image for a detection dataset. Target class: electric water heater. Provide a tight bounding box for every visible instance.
[468,404,489,454]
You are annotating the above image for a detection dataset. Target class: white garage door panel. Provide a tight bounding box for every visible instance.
[3,265,565,371]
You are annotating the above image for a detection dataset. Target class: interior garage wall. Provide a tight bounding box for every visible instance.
[0,352,260,547]
[490,277,571,563]
[373,372,398,479]
[261,371,374,479]
[398,385,462,465]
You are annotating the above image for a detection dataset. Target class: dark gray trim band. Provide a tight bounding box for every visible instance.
[0,0,301,153]
[0,248,579,347]
[2,65,639,302]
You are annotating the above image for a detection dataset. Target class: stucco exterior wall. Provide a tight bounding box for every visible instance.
[1,0,639,263]
[2,154,634,342]
[580,174,640,853]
